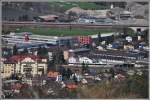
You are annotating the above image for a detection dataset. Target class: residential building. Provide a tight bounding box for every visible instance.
[78,18,96,23]
[108,7,133,20]
[68,56,77,64]
[1,62,15,78]
[77,36,92,45]
[2,55,48,78]
[79,57,93,64]
[65,7,109,19]
[34,15,59,22]
[65,7,85,15]
[64,50,70,60]
[124,43,134,50]
[126,2,148,19]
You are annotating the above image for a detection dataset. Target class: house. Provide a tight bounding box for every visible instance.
[1,62,15,78]
[108,7,133,20]
[71,73,82,82]
[12,82,23,93]
[123,42,134,50]
[108,7,124,20]
[3,79,21,91]
[84,73,94,79]
[106,44,113,50]
[86,10,109,19]
[81,78,88,84]
[127,70,135,76]
[79,57,93,64]
[66,7,109,19]
[114,74,125,81]
[68,56,93,64]
[126,2,148,19]
[91,32,115,45]
[96,46,104,50]
[34,14,59,22]
[119,10,133,20]
[65,7,86,15]
[47,71,60,81]
[136,70,143,76]
[65,80,78,90]
[77,36,92,45]
[77,18,96,23]
[111,42,123,50]
[2,55,48,78]
[68,56,77,64]
[63,50,69,60]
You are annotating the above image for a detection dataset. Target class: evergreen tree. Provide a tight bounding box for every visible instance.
[61,67,67,80]
[73,74,78,84]
[109,68,115,77]
[37,46,48,57]
[49,54,56,70]
[98,32,102,44]
[82,62,86,74]
[66,68,72,79]
[37,46,42,56]
[58,50,65,64]
[13,45,18,55]
[42,46,48,57]
[22,48,28,54]
[85,64,89,73]
[67,40,71,49]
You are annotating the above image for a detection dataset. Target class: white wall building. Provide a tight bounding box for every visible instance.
[79,57,93,64]
[68,56,77,64]
[2,55,48,78]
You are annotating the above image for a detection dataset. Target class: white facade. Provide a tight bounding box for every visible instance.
[2,57,48,78]
[68,57,77,64]
[79,57,93,64]
[78,18,96,23]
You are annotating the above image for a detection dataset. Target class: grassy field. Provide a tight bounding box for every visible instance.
[48,2,109,11]
[15,27,114,36]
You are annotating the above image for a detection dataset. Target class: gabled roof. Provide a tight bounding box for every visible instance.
[126,2,143,11]
[38,15,59,21]
[110,7,124,15]
[47,71,59,78]
[65,7,85,14]
[126,2,148,17]
[9,55,46,62]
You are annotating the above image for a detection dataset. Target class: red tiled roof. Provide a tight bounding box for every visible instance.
[9,55,46,62]
[47,71,59,78]
[12,83,22,90]
[66,84,77,89]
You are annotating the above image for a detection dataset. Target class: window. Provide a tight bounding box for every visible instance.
[23,68,32,72]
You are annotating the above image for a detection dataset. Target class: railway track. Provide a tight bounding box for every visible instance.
[3,21,148,29]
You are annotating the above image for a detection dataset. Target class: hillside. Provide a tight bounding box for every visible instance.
[2,2,110,21]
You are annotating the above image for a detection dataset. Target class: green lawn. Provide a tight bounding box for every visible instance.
[15,27,114,36]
